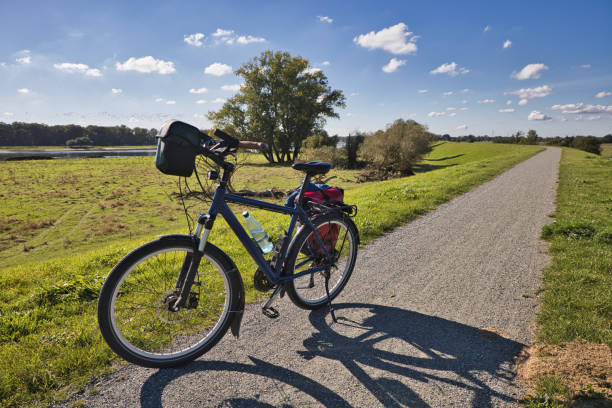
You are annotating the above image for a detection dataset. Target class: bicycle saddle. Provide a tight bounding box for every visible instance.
[292,161,332,175]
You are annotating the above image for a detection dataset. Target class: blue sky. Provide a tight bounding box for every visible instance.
[1,0,611,137]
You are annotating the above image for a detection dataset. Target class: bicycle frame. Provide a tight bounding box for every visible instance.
[194,181,334,284]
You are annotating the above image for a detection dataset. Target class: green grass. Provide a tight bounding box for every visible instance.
[537,147,612,347]
[0,145,155,151]
[601,143,612,159]
[0,142,543,407]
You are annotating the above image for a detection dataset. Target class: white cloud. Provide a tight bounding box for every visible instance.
[449,112,457,117]
[518,99,528,106]
[461,100,468,104]
[477,99,495,104]
[483,25,491,32]
[460,88,470,93]
[350,92,359,97]
[196,100,207,104]
[204,62,232,76]
[212,98,226,103]
[446,107,456,111]
[17,88,30,94]
[16,56,31,64]
[189,87,208,94]
[382,58,406,73]
[212,28,234,37]
[430,62,469,77]
[194,113,207,119]
[498,108,515,113]
[580,64,591,69]
[595,91,612,99]
[506,85,552,99]
[3,112,14,117]
[318,16,333,23]
[321,61,330,66]
[418,89,428,94]
[587,115,601,121]
[221,84,241,91]
[302,67,322,75]
[551,103,612,115]
[503,40,512,49]
[116,56,176,74]
[184,33,205,47]
[237,35,266,44]
[511,63,548,80]
[353,23,418,55]
[428,111,445,117]
[506,99,512,105]
[460,107,468,111]
[111,88,122,94]
[54,62,102,77]
[559,116,568,122]
[443,91,453,97]
[155,97,164,102]
[528,110,552,121]
[456,124,468,130]
[166,100,176,105]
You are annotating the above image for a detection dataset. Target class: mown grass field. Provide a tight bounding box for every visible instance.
[0,142,543,407]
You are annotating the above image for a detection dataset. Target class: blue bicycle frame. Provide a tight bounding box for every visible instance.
[193,183,333,284]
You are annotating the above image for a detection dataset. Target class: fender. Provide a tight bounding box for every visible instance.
[156,234,245,338]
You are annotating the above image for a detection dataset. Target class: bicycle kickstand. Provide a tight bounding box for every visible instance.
[261,284,282,319]
[324,272,337,323]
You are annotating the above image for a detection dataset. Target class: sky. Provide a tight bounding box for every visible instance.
[1,0,611,138]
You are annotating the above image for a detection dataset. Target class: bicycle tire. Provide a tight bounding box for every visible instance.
[284,212,358,309]
[97,235,242,368]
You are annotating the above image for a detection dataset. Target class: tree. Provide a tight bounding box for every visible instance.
[207,50,345,164]
[526,129,538,145]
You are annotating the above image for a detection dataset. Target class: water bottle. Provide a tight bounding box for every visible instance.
[242,211,273,253]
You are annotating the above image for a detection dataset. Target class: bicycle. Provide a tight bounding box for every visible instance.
[97,123,359,368]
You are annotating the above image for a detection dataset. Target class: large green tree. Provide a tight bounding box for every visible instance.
[207,50,345,163]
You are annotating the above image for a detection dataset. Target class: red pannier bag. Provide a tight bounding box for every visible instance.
[305,187,344,255]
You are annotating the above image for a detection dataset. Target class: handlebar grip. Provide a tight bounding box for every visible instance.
[212,128,239,147]
[238,141,268,150]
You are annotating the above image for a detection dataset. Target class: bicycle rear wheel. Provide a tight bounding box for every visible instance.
[97,235,242,368]
[284,213,358,309]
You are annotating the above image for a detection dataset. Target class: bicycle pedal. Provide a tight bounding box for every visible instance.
[262,306,280,319]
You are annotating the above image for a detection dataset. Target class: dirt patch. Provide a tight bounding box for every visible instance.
[517,342,612,400]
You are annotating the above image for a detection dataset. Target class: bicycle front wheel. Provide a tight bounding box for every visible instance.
[284,213,358,309]
[97,235,241,368]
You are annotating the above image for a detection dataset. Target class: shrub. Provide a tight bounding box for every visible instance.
[541,221,596,240]
[345,133,365,169]
[359,119,435,175]
[300,146,346,168]
[572,136,601,155]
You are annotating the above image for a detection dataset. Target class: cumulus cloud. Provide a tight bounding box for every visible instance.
[16,56,31,64]
[477,99,495,104]
[511,63,548,80]
[460,88,470,93]
[318,16,333,23]
[443,91,453,97]
[196,100,207,104]
[430,62,469,77]
[456,124,468,130]
[212,28,234,37]
[595,91,611,99]
[54,62,102,77]
[212,98,226,103]
[580,64,591,69]
[506,85,553,100]
[506,100,512,105]
[551,103,612,115]
[165,100,176,105]
[448,112,457,117]
[321,61,330,66]
[427,111,445,117]
[518,99,528,106]
[221,84,241,91]
[184,33,205,47]
[586,115,601,121]
[498,108,515,113]
[418,89,428,94]
[353,23,418,55]
[528,110,551,121]
[189,87,208,94]
[237,35,266,44]
[204,62,232,76]
[111,88,122,94]
[17,88,31,94]
[382,58,406,73]
[446,107,456,111]
[116,56,176,74]
[155,97,164,102]
[503,40,512,49]
[3,112,14,117]
[302,67,322,75]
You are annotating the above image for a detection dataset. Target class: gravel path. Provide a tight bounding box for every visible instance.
[60,147,561,408]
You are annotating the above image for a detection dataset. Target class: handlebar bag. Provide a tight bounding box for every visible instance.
[155,120,203,177]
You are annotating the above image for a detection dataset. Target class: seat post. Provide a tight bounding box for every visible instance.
[295,173,311,208]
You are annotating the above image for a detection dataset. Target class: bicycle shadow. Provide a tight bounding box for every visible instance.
[300,303,525,407]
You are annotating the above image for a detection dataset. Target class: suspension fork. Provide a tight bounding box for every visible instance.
[171,213,214,310]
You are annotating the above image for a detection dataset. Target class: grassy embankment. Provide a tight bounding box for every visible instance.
[522,145,611,406]
[0,142,543,407]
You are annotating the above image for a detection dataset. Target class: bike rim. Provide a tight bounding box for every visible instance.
[109,246,230,361]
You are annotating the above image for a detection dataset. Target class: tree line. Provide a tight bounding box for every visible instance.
[0,122,157,147]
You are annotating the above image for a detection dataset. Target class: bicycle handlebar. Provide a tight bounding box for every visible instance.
[238,141,268,150]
